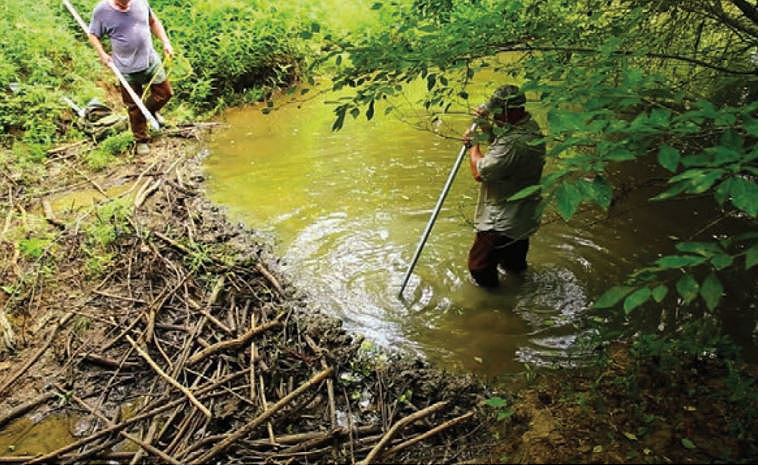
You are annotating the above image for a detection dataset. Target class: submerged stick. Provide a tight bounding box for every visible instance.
[125,335,212,419]
[26,370,245,464]
[358,401,449,465]
[53,383,181,465]
[190,366,334,464]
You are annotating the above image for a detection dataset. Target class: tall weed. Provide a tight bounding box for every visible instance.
[0,0,103,145]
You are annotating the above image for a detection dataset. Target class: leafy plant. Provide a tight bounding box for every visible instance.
[99,131,134,156]
[318,0,757,357]
[18,237,53,259]
[485,395,514,421]
[85,148,115,171]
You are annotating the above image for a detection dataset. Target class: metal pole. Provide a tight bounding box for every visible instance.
[62,0,160,131]
[398,122,478,297]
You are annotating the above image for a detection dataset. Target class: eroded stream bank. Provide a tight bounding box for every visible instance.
[0,136,490,464]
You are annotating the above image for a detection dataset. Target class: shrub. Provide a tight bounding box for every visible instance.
[100,131,134,156]
[151,0,306,109]
[0,0,103,146]
[85,148,115,171]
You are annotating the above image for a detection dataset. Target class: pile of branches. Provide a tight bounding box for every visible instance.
[0,153,487,464]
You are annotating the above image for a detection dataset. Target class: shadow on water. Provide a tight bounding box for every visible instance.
[203,76,755,377]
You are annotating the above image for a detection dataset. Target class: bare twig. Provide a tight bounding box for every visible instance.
[189,366,334,464]
[125,335,212,418]
[358,401,449,465]
[187,313,284,365]
[382,411,475,459]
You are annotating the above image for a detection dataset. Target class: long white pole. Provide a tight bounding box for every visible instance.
[62,0,160,131]
[398,122,478,298]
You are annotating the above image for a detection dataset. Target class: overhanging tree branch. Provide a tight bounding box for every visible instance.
[730,0,758,27]
[494,45,757,75]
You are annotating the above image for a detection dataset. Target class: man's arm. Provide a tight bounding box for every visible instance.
[467,143,484,182]
[464,104,491,182]
[88,33,112,67]
[148,12,173,57]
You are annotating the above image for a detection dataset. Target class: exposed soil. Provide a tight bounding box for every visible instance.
[486,343,758,464]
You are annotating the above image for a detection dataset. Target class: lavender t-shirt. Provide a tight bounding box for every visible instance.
[89,0,159,74]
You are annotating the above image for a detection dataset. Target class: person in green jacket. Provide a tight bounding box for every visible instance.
[463,85,546,288]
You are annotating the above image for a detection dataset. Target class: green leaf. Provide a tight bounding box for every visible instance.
[371,2,383,9]
[710,254,733,270]
[676,274,699,305]
[624,287,651,313]
[727,177,758,217]
[651,181,688,201]
[554,181,583,221]
[332,108,346,131]
[700,272,723,311]
[427,74,436,91]
[681,438,696,450]
[605,149,636,161]
[591,176,613,209]
[652,285,668,303]
[497,408,514,420]
[746,244,758,270]
[745,119,758,137]
[594,286,634,309]
[656,255,707,268]
[508,184,541,201]
[675,241,722,257]
[485,397,508,408]
[658,145,680,173]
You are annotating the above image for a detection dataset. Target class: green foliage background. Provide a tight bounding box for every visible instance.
[1,0,375,145]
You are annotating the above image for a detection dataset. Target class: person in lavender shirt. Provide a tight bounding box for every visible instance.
[88,0,174,155]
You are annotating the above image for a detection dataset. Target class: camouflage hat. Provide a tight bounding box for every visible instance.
[486,84,526,112]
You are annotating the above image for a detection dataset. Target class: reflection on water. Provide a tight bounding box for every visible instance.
[203,79,733,376]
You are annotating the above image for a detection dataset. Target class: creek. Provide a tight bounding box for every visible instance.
[202,74,756,377]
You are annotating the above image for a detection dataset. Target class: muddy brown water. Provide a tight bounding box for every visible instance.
[202,79,750,377]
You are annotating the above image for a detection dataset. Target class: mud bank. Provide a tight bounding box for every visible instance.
[0,135,491,464]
